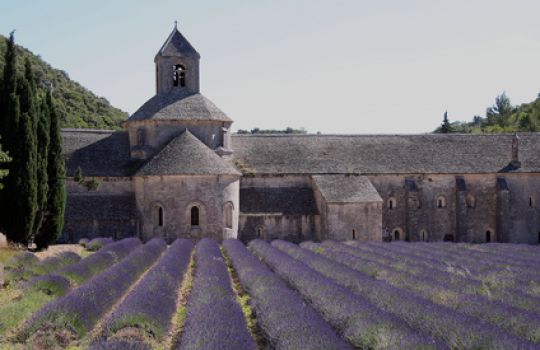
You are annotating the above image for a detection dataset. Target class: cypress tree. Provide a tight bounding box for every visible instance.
[0,138,11,190]
[10,59,39,244]
[441,111,452,134]
[0,32,18,148]
[37,92,66,248]
[33,94,51,239]
[0,32,19,237]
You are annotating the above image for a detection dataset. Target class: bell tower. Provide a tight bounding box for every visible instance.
[155,22,200,95]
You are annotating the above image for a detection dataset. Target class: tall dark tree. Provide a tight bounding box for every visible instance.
[0,31,18,148]
[9,58,39,244]
[33,92,51,237]
[36,92,66,249]
[0,32,20,238]
[0,139,10,190]
[440,111,452,133]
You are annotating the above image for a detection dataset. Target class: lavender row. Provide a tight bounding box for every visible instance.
[178,238,256,350]
[58,237,141,284]
[5,251,81,286]
[390,241,540,281]
[19,238,166,340]
[478,243,540,260]
[249,239,442,350]
[361,241,540,297]
[419,241,540,266]
[304,241,540,343]
[405,242,540,274]
[103,239,193,343]
[272,240,537,350]
[223,239,352,350]
[86,237,114,252]
[4,251,39,269]
[342,241,540,313]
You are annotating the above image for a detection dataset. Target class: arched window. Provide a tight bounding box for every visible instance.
[191,206,199,227]
[224,203,233,229]
[486,230,491,243]
[352,229,357,240]
[137,129,145,147]
[392,228,403,241]
[155,206,164,227]
[529,196,536,208]
[466,194,475,209]
[173,64,186,87]
[256,226,264,238]
[387,197,396,210]
[437,196,447,209]
[420,229,428,241]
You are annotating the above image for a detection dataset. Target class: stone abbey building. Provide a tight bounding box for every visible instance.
[62,27,540,244]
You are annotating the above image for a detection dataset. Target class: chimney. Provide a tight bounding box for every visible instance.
[510,133,521,169]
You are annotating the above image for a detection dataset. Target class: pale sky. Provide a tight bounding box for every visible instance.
[2,0,540,133]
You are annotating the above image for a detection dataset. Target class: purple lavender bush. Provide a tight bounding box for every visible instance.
[177,238,256,350]
[19,238,166,340]
[59,237,141,284]
[5,251,39,270]
[303,241,540,343]
[87,237,114,251]
[272,240,538,350]
[89,339,152,350]
[25,274,71,296]
[79,238,89,248]
[223,239,353,350]
[102,239,193,342]
[248,239,442,350]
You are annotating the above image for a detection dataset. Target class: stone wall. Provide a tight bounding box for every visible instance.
[369,173,540,244]
[62,178,138,243]
[135,174,239,242]
[505,174,540,244]
[238,214,320,243]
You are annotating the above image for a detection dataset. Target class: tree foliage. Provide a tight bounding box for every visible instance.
[434,92,540,133]
[0,33,66,248]
[0,139,10,190]
[0,33,128,130]
[236,127,307,134]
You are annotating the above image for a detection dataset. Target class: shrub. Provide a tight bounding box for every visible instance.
[19,238,166,340]
[86,237,114,252]
[178,238,256,350]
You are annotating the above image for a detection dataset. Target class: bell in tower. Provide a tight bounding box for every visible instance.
[155,22,200,95]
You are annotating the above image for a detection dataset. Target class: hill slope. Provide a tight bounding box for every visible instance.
[0,34,128,130]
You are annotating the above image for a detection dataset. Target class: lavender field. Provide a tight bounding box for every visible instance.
[0,238,539,349]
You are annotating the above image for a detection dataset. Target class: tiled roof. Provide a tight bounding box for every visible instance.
[62,129,133,177]
[136,130,241,176]
[156,27,200,58]
[231,133,540,174]
[127,90,232,122]
[313,175,382,203]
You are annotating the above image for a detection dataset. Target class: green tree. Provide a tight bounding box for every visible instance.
[10,58,39,244]
[486,92,513,127]
[0,139,11,190]
[440,111,453,133]
[33,92,51,237]
[36,92,66,249]
[0,31,21,240]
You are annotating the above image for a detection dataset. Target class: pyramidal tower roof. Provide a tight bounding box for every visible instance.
[136,130,240,176]
[156,23,200,59]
